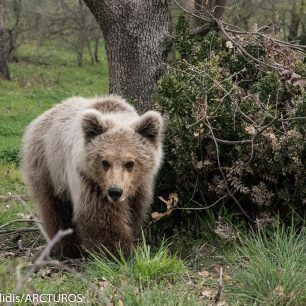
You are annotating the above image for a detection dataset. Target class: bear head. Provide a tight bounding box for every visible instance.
[81,109,164,203]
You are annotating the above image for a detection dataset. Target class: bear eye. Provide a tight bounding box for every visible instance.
[102,160,110,170]
[124,161,134,171]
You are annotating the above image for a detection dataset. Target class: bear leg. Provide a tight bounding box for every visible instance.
[42,198,81,258]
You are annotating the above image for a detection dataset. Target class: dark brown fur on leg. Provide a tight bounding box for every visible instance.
[35,189,82,259]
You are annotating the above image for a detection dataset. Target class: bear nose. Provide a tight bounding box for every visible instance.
[108,187,123,201]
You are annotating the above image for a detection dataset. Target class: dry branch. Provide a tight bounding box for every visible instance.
[0,194,29,202]
[0,228,40,234]
[175,0,306,73]
[9,229,73,306]
[0,219,39,230]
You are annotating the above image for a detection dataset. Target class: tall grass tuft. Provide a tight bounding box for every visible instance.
[227,224,306,305]
[132,233,186,283]
[87,233,186,286]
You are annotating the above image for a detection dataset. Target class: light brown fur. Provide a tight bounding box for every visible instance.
[21,95,164,258]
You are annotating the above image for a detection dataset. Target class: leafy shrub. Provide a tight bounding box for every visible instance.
[156,16,305,221]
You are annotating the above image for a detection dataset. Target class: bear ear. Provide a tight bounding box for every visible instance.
[82,110,111,142]
[133,111,164,143]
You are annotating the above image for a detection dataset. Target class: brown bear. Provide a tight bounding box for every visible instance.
[21,95,164,258]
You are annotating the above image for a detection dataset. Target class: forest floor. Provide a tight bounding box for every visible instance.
[0,44,305,306]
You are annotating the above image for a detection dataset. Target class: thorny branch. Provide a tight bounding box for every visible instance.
[174,0,306,74]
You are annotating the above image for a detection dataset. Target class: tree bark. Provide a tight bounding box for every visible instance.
[0,51,10,80]
[84,0,171,112]
[288,1,300,41]
[0,0,10,80]
[0,0,22,80]
[94,37,100,63]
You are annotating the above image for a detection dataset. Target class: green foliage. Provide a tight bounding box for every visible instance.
[156,17,305,220]
[87,234,186,286]
[133,235,186,283]
[227,224,306,305]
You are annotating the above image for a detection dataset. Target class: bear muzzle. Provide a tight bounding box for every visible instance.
[108,186,123,202]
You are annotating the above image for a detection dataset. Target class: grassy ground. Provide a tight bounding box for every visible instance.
[0,43,305,306]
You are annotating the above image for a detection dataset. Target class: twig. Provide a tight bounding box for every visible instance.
[181,195,228,210]
[206,116,279,146]
[173,0,210,22]
[205,120,252,221]
[8,227,111,305]
[0,219,39,230]
[0,228,40,234]
[10,229,73,306]
[214,266,223,305]
[206,135,252,145]
[223,25,306,51]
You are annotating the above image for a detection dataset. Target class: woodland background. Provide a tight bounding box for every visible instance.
[0,1,305,305]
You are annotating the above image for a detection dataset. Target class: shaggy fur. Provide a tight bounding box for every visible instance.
[21,95,164,258]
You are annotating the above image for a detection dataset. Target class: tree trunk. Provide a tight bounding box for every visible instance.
[0,51,10,80]
[84,0,171,112]
[288,1,300,41]
[0,1,10,80]
[94,37,100,63]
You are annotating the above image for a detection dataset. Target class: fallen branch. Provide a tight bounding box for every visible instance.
[214,266,223,305]
[175,0,305,73]
[0,194,30,202]
[0,219,39,230]
[0,228,40,234]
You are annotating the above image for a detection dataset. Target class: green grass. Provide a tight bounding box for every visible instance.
[0,237,197,305]
[227,224,306,305]
[0,41,108,161]
[84,236,191,304]
[88,234,186,286]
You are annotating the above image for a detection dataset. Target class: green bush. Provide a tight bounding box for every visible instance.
[156,16,305,221]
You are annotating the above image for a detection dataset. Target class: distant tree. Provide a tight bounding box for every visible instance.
[287,0,305,43]
[0,0,22,80]
[33,0,101,67]
[0,0,10,80]
[55,0,101,66]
